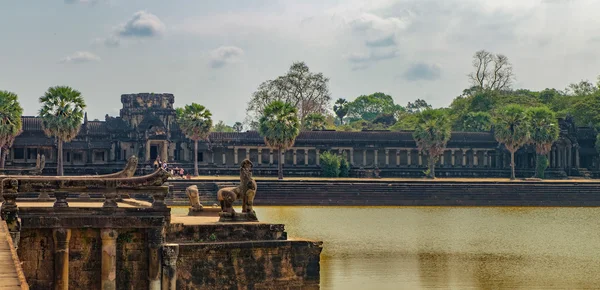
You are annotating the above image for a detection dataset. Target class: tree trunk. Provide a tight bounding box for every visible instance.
[428,154,435,179]
[0,147,4,169]
[57,139,63,176]
[278,147,283,180]
[510,150,515,180]
[194,140,199,176]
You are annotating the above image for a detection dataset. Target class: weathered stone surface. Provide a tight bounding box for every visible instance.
[166,222,286,243]
[176,240,322,290]
[217,159,257,222]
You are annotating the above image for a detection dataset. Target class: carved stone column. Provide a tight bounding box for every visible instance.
[53,228,71,290]
[293,149,297,166]
[222,151,226,165]
[269,149,273,165]
[483,151,488,167]
[396,150,400,167]
[407,150,412,167]
[418,152,423,166]
[575,146,580,168]
[557,147,562,168]
[233,147,238,165]
[462,149,467,167]
[440,152,445,167]
[551,147,555,168]
[246,147,250,161]
[304,149,309,166]
[349,149,354,165]
[385,149,389,167]
[473,149,479,167]
[101,229,118,290]
[146,140,151,161]
[451,150,455,166]
[316,149,320,166]
[362,150,367,166]
[257,148,262,166]
[162,244,179,290]
[148,227,164,290]
[567,146,572,168]
[374,150,379,167]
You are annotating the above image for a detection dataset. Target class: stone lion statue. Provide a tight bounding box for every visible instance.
[186,185,203,213]
[217,159,257,221]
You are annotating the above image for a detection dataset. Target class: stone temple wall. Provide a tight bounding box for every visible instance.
[18,228,148,290]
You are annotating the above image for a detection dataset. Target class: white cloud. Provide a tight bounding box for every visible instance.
[92,36,120,47]
[117,11,165,38]
[59,51,101,64]
[209,46,245,68]
[403,62,442,81]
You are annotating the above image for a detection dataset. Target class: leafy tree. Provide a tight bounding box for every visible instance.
[39,86,86,176]
[339,157,350,177]
[468,50,514,91]
[372,113,396,127]
[319,151,341,177]
[566,80,597,96]
[303,113,326,131]
[247,62,330,125]
[493,105,530,180]
[212,120,234,132]
[176,103,213,176]
[233,122,244,133]
[333,98,349,125]
[458,112,492,132]
[406,99,432,113]
[412,109,452,178]
[570,94,600,127]
[527,107,559,178]
[347,92,402,121]
[0,91,23,168]
[258,101,300,180]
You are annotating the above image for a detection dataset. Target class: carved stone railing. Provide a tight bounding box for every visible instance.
[0,154,45,176]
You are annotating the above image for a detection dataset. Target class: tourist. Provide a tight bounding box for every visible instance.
[153,159,159,169]
[180,168,185,177]
[163,162,168,170]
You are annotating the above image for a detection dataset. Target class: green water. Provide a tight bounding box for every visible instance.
[173,206,600,290]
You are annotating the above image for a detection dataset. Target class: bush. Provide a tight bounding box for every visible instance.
[536,154,549,179]
[320,151,341,177]
[339,158,350,177]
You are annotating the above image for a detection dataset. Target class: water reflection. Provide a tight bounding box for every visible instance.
[171,206,600,289]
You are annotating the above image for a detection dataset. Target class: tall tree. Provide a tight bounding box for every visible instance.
[247,62,330,125]
[406,99,432,113]
[303,113,326,131]
[176,103,213,176]
[0,91,23,168]
[493,104,530,180]
[212,120,234,132]
[347,92,402,121]
[39,86,86,176]
[412,109,452,179]
[527,107,559,178]
[333,98,349,125]
[458,112,492,132]
[468,50,514,91]
[258,101,300,180]
[233,122,244,133]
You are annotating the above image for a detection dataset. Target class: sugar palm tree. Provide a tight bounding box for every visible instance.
[527,106,559,178]
[333,98,349,125]
[0,91,23,168]
[493,104,530,180]
[303,113,326,131]
[39,86,86,176]
[176,103,213,176]
[258,101,300,180]
[412,109,452,178]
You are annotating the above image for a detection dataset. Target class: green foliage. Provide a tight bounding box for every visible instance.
[457,112,492,132]
[570,94,600,127]
[303,113,326,131]
[406,99,432,113]
[595,134,600,154]
[536,155,549,179]
[493,104,530,179]
[390,111,418,131]
[527,106,559,155]
[347,92,402,121]
[339,157,350,177]
[413,109,452,178]
[333,98,349,124]
[372,113,396,127]
[212,120,234,132]
[319,151,341,177]
[233,122,243,132]
[0,90,23,150]
[39,86,86,142]
[176,103,213,141]
[259,101,300,179]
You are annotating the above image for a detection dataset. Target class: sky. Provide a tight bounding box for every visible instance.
[1,0,600,124]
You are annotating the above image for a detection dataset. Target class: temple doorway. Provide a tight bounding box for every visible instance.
[150,145,159,160]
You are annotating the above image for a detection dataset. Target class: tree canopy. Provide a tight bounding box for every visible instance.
[493,104,530,180]
[412,109,451,178]
[346,92,402,122]
[176,103,213,176]
[0,91,23,168]
[258,101,300,179]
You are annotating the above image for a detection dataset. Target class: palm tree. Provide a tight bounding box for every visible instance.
[333,98,349,125]
[0,91,23,168]
[493,104,530,180]
[303,113,326,131]
[258,101,300,180]
[39,86,86,176]
[412,109,452,178]
[176,103,213,176]
[233,122,244,133]
[527,106,559,178]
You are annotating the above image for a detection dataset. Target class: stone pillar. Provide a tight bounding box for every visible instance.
[440,153,445,167]
[245,147,250,161]
[396,150,400,167]
[551,147,555,168]
[575,147,580,168]
[304,149,309,166]
[101,229,118,290]
[483,151,488,167]
[222,151,226,165]
[53,228,72,290]
[462,149,467,167]
[473,150,479,167]
[557,147,562,168]
[567,146,572,168]
[418,152,423,166]
[374,150,379,167]
[148,228,163,290]
[146,140,151,161]
[363,150,367,166]
[233,147,238,165]
[451,150,455,166]
[162,244,179,290]
[257,148,262,165]
[349,149,354,165]
[269,150,273,165]
[407,150,412,167]
[162,142,168,162]
[293,149,297,166]
[316,149,320,166]
[385,149,389,167]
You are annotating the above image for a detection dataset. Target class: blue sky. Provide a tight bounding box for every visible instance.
[1,0,599,124]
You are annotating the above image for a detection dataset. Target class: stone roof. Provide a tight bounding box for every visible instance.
[21,116,43,132]
[85,121,108,135]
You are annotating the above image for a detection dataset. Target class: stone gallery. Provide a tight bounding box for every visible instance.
[5,93,596,178]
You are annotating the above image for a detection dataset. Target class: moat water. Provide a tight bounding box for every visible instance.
[174,206,600,290]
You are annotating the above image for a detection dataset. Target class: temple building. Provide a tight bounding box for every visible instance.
[5,93,599,178]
